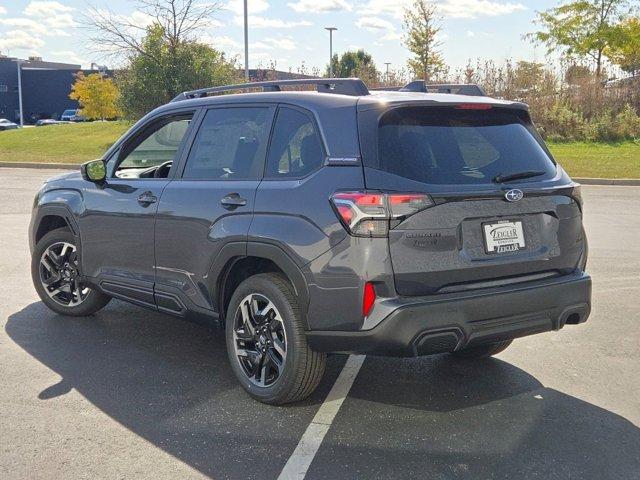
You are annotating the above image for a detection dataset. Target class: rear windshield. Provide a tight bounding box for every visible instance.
[376,107,556,185]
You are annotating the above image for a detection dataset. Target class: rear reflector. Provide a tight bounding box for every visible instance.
[455,103,493,110]
[362,282,376,317]
[331,191,433,237]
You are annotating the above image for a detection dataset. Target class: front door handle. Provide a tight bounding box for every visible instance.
[137,191,157,206]
[221,193,247,209]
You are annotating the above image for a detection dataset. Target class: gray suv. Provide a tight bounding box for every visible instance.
[29,79,591,404]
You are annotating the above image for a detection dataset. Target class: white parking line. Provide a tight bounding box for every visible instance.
[277,355,366,480]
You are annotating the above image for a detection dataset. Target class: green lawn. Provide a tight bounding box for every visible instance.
[0,121,132,164]
[548,141,640,179]
[0,122,638,178]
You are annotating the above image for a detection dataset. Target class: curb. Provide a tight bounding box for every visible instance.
[1,163,640,185]
[0,162,78,170]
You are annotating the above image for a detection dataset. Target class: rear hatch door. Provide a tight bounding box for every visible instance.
[358,102,585,296]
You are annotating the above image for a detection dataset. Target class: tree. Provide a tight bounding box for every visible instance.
[86,0,221,59]
[116,25,240,118]
[403,0,447,82]
[69,72,121,120]
[607,16,640,76]
[528,0,632,78]
[85,0,239,118]
[326,50,380,85]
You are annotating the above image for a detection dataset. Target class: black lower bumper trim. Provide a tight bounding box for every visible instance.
[307,273,591,357]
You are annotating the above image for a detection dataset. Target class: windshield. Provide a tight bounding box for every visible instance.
[376,107,557,185]
[62,110,76,116]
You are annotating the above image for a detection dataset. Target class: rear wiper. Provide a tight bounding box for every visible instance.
[493,170,546,183]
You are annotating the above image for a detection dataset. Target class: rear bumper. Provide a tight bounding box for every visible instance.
[307,272,591,356]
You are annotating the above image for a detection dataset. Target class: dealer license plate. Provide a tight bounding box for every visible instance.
[483,220,525,254]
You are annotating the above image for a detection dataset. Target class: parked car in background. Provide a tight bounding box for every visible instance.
[0,118,19,131]
[60,109,86,122]
[29,78,591,405]
[36,119,71,127]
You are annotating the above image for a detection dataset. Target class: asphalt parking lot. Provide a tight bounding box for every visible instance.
[1,168,639,479]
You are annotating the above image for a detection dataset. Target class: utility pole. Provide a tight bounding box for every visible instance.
[385,62,391,83]
[243,0,249,81]
[15,59,24,127]
[325,27,337,78]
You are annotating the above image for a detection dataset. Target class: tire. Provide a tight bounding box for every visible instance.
[225,273,326,405]
[31,228,111,316]
[451,340,513,359]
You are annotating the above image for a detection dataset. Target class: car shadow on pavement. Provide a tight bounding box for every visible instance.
[306,355,640,479]
[7,301,640,480]
[6,300,346,480]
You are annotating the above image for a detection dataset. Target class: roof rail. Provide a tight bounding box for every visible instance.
[399,81,486,96]
[172,78,370,102]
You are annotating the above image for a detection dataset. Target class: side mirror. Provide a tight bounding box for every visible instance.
[81,159,106,183]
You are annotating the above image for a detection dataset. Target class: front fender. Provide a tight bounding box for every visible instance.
[29,187,84,252]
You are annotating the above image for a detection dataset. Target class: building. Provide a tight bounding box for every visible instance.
[0,55,102,123]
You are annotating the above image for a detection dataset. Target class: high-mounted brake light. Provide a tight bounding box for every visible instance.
[330,191,433,237]
[455,103,493,110]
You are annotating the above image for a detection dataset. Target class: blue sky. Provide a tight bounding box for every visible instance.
[0,0,562,73]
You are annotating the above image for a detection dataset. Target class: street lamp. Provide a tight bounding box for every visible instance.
[384,62,391,82]
[14,59,24,127]
[243,0,249,81]
[325,27,337,78]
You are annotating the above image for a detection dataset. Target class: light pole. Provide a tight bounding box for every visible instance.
[243,0,249,81]
[15,59,24,127]
[325,27,337,78]
[384,62,391,82]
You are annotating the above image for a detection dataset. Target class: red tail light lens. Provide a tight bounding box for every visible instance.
[331,191,433,237]
[362,282,376,318]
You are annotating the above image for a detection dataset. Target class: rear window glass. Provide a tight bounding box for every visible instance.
[377,107,556,185]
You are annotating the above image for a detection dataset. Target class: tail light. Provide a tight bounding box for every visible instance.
[330,191,433,237]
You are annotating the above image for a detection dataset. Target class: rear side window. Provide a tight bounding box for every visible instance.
[183,107,271,180]
[377,107,556,185]
[265,107,324,178]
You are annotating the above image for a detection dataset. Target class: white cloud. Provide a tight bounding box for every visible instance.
[381,31,402,41]
[360,0,525,19]
[206,35,242,50]
[227,0,270,16]
[287,0,352,13]
[23,0,77,29]
[0,29,46,51]
[466,30,475,37]
[24,1,74,17]
[438,0,526,18]
[49,50,85,66]
[356,16,394,30]
[234,15,312,28]
[0,17,49,35]
[253,35,296,50]
[0,6,7,15]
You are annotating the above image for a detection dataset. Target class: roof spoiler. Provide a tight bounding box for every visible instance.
[172,78,370,102]
[399,81,486,96]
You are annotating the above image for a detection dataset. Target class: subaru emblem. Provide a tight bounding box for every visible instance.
[505,189,524,202]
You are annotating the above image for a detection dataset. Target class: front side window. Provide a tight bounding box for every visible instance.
[265,107,324,178]
[183,107,271,180]
[115,114,192,178]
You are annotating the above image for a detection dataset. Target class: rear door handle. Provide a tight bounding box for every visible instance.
[137,191,157,206]
[221,193,247,209]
